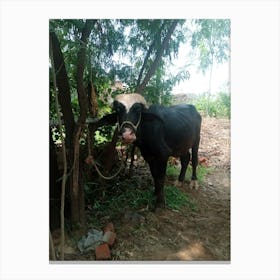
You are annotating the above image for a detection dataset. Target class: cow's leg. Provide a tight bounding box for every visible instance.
[148,159,167,208]
[190,139,200,190]
[177,151,190,187]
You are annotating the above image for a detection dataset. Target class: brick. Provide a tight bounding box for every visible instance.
[103,222,114,233]
[95,243,111,260]
[199,156,209,167]
[102,231,116,246]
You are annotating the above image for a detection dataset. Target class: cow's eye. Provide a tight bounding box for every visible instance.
[132,103,142,113]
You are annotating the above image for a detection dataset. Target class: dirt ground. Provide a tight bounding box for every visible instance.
[54,117,230,261]
[112,117,231,261]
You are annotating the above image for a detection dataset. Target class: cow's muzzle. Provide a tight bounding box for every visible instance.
[117,113,142,144]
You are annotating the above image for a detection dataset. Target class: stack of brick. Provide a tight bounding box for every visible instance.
[95,222,116,260]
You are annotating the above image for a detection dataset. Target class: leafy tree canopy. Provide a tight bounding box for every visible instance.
[191,19,230,74]
[49,18,230,121]
[49,19,191,114]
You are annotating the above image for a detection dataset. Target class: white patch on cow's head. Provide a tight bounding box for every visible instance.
[114,93,148,112]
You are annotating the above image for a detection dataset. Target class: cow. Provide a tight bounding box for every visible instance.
[96,93,202,208]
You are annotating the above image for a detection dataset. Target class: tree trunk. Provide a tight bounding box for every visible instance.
[50,37,68,260]
[49,31,75,151]
[136,20,179,94]
[87,81,99,155]
[207,52,214,116]
[71,19,96,229]
[49,231,56,260]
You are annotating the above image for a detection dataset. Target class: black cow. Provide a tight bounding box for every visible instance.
[99,93,202,208]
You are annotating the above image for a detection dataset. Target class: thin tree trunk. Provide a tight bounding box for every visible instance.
[49,230,56,260]
[136,20,179,94]
[50,37,68,260]
[71,19,96,229]
[71,125,83,225]
[207,53,214,116]
[87,81,99,156]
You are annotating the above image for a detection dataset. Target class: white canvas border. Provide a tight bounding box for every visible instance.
[0,0,279,279]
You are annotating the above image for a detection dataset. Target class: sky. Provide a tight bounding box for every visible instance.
[170,39,230,95]
[172,62,230,95]
[113,21,230,96]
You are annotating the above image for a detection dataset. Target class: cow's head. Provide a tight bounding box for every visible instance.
[113,93,148,144]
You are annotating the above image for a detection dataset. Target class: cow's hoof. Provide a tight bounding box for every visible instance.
[190,180,199,190]
[175,180,184,188]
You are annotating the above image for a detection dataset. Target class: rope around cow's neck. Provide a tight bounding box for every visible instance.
[117,112,142,133]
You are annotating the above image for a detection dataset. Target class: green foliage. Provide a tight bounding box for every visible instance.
[94,130,108,145]
[85,178,197,223]
[84,155,216,225]
[165,185,197,211]
[50,19,231,123]
[166,162,214,183]
[166,163,180,177]
[85,178,155,221]
[191,19,230,74]
[49,19,191,126]
[194,92,230,118]
[93,125,116,146]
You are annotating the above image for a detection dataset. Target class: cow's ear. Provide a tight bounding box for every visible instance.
[142,111,163,123]
[90,112,117,127]
[131,102,145,113]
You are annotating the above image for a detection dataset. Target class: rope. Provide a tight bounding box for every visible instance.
[117,112,142,133]
[86,126,125,180]
[86,155,124,180]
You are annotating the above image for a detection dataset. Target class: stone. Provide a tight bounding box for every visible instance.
[102,231,116,246]
[77,229,103,253]
[123,211,145,225]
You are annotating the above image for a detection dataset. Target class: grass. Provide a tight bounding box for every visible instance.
[165,185,197,211]
[88,183,197,225]
[86,160,213,227]
[166,162,214,183]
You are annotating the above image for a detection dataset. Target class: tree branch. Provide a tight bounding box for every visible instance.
[136,22,166,88]
[76,19,97,124]
[136,20,179,94]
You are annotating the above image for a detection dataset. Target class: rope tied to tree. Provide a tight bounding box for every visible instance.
[85,125,126,180]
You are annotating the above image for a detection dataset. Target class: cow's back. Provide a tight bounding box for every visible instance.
[146,104,201,156]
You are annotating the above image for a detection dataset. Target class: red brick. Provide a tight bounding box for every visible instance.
[102,231,116,246]
[95,243,111,260]
[199,156,209,167]
[103,222,114,233]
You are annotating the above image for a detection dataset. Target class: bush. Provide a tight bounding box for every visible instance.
[194,92,230,118]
